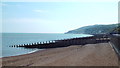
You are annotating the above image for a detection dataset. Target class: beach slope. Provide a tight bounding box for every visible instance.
[1,43,118,66]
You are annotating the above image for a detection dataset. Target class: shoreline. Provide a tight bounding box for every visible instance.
[1,49,43,58]
[1,43,118,66]
[1,48,47,59]
[2,33,94,58]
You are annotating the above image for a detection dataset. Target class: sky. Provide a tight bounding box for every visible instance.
[1,0,119,33]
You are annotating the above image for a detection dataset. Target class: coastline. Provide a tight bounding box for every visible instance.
[1,49,46,59]
[1,43,118,66]
[1,49,43,58]
[2,33,93,58]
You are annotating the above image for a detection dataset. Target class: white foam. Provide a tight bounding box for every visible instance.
[28,49,44,54]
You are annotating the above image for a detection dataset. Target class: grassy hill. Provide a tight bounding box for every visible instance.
[66,24,119,34]
[110,23,120,34]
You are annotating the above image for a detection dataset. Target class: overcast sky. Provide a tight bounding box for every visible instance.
[1,0,119,33]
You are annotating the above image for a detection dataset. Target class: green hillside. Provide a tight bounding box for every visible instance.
[66,24,119,34]
[111,23,120,34]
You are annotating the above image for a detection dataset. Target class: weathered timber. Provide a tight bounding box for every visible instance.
[11,34,110,49]
[109,34,120,67]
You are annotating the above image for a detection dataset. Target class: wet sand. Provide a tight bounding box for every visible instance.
[1,43,118,66]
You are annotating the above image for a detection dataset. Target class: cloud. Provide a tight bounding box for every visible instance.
[0,3,23,7]
[0,3,8,6]
[33,9,47,13]
[3,18,51,23]
[2,0,120,2]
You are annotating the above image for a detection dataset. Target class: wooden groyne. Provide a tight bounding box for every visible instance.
[10,34,110,49]
[109,34,120,56]
[109,34,120,67]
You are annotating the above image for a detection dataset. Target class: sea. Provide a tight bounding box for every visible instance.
[1,33,93,58]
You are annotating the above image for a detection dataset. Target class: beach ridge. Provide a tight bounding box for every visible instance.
[1,43,118,66]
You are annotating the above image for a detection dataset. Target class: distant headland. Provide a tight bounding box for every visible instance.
[65,23,120,34]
